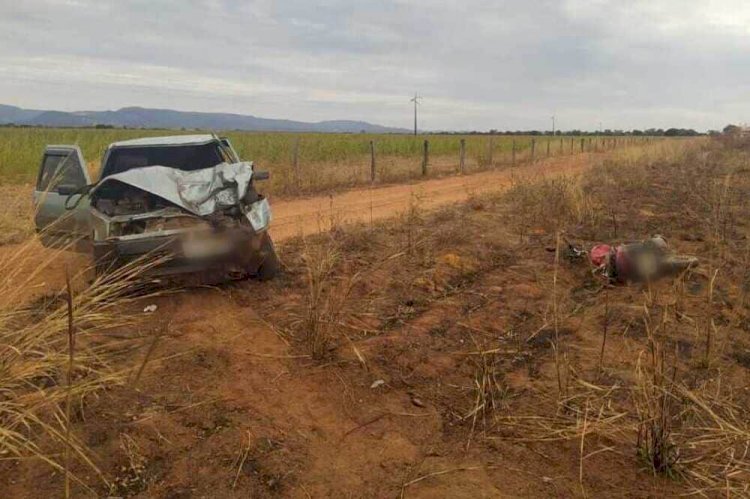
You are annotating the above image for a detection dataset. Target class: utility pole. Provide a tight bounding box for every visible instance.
[410,93,421,136]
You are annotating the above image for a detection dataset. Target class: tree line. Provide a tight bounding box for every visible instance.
[440,128,703,136]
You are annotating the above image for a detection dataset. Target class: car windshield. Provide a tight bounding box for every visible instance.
[102,142,229,178]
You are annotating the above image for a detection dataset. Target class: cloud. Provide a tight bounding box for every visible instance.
[0,0,746,130]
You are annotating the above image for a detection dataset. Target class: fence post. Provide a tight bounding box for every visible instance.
[512,139,516,166]
[422,139,429,176]
[588,137,592,150]
[570,137,574,154]
[370,140,376,183]
[614,137,617,149]
[580,138,585,152]
[488,135,494,167]
[560,137,563,154]
[546,139,550,157]
[292,136,300,190]
[459,138,466,174]
[531,138,536,162]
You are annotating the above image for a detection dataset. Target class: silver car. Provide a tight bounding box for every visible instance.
[33,134,279,280]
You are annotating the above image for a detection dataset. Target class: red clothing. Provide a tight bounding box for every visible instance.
[590,244,611,267]
[590,243,632,282]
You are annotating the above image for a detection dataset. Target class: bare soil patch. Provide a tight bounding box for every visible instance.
[5,138,749,498]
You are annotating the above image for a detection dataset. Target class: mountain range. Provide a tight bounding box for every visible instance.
[0,104,408,133]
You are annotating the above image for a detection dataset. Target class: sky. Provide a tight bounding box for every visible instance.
[0,0,748,132]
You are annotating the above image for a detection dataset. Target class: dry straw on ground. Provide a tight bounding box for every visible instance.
[0,232,168,492]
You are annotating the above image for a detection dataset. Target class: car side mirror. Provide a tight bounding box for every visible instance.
[64,184,94,210]
[253,170,270,181]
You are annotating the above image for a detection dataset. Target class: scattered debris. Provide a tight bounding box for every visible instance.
[370,379,385,389]
[547,237,587,262]
[143,304,158,313]
[410,397,426,408]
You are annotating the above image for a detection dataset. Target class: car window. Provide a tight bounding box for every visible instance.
[37,152,86,192]
[102,143,225,178]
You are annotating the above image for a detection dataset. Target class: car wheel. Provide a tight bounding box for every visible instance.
[93,245,117,278]
[255,234,280,281]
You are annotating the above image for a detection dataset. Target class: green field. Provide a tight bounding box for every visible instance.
[0,128,649,195]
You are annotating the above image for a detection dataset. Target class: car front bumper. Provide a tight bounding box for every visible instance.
[93,229,268,277]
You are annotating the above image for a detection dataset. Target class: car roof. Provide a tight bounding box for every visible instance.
[109,134,217,148]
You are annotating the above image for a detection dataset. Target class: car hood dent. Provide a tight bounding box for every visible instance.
[93,162,255,217]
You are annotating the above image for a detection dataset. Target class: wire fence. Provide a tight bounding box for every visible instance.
[0,128,663,196]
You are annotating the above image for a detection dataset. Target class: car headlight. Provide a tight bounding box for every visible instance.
[91,210,111,241]
[245,198,272,232]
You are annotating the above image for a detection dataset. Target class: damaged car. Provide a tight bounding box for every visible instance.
[33,134,279,280]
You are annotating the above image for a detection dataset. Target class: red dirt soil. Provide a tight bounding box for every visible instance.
[2,147,698,498]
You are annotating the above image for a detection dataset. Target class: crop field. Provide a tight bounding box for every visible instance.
[0,127,650,194]
[4,133,749,498]
[0,128,654,246]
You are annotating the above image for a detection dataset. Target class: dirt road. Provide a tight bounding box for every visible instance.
[270,153,593,240]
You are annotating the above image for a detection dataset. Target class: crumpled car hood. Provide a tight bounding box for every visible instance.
[93,162,255,217]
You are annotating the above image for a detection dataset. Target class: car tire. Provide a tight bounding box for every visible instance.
[93,245,117,278]
[255,234,280,281]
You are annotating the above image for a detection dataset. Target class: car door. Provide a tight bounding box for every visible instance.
[33,145,93,248]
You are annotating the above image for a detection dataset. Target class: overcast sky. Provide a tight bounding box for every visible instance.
[0,0,748,131]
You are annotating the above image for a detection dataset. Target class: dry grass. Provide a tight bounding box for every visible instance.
[0,183,34,245]
[505,175,603,241]
[296,235,405,361]
[484,137,750,496]
[633,302,679,476]
[299,239,343,359]
[0,234,167,492]
[2,135,745,497]
[463,333,508,450]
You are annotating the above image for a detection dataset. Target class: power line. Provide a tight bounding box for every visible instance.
[410,93,422,136]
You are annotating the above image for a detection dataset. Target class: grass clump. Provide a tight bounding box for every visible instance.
[0,236,165,492]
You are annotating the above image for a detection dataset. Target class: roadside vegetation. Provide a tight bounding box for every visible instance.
[3,135,748,497]
[0,127,662,244]
[0,127,656,195]
[258,136,749,496]
[0,234,168,496]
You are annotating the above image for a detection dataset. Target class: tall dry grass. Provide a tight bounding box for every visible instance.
[300,240,342,360]
[491,137,750,496]
[0,183,34,245]
[0,231,167,492]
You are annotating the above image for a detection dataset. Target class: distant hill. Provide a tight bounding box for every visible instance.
[0,104,409,133]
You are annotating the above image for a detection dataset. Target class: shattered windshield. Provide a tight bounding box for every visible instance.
[102,142,226,178]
